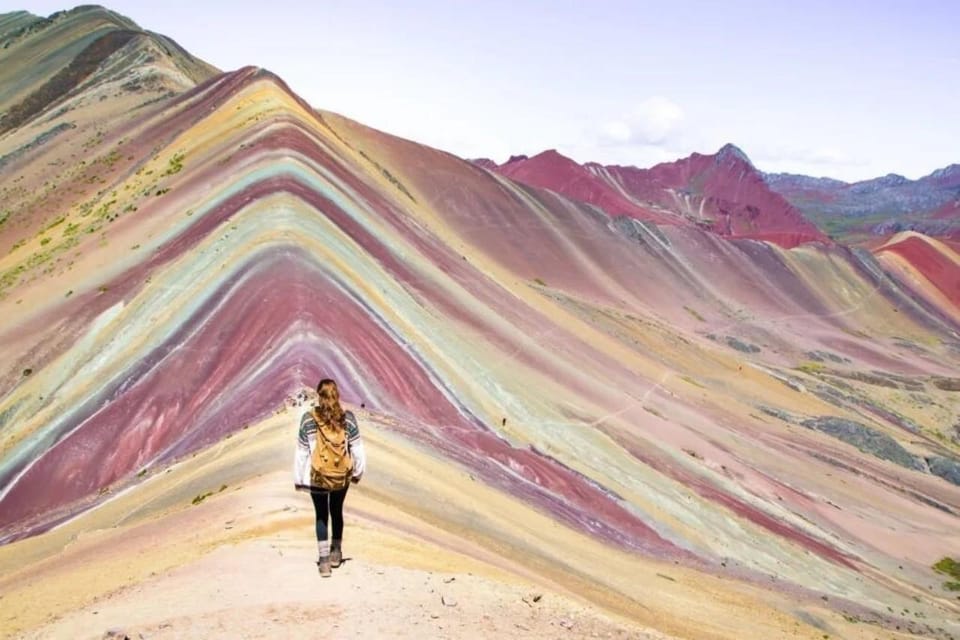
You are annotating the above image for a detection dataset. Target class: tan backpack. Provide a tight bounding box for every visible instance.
[310,410,353,491]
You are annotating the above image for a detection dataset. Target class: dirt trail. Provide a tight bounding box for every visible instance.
[22,536,665,640]
[0,411,876,640]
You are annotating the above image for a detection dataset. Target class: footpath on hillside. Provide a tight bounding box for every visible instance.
[22,534,662,639]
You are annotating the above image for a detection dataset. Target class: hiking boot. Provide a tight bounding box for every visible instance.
[330,546,343,568]
[317,555,332,578]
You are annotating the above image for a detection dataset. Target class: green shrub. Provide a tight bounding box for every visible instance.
[795,361,826,375]
[934,557,960,579]
[164,151,185,175]
[933,557,960,591]
[44,215,66,230]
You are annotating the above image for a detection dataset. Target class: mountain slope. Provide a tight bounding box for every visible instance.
[766,165,960,241]
[489,144,829,248]
[0,8,959,640]
[495,149,677,225]
[0,5,216,133]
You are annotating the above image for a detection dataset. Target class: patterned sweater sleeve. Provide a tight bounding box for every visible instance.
[345,411,366,479]
[293,411,315,490]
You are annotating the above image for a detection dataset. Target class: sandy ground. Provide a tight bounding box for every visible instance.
[0,411,907,640]
[0,410,670,640]
[19,536,663,640]
[1,468,666,640]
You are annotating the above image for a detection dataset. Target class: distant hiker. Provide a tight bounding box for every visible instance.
[294,378,366,577]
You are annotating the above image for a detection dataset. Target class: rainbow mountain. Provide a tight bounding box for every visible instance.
[1,6,959,639]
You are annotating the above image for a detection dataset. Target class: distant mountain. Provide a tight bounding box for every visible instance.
[0,5,217,135]
[0,5,219,255]
[2,7,960,640]
[482,144,830,249]
[469,157,498,171]
[765,165,960,241]
[479,147,960,246]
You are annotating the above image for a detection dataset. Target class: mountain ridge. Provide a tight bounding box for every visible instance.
[0,5,217,135]
[1,6,959,640]
[486,145,830,248]
[478,145,959,245]
[765,162,960,241]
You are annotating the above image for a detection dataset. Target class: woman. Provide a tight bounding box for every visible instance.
[294,378,366,577]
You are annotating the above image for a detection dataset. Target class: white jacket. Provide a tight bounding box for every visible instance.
[294,409,366,491]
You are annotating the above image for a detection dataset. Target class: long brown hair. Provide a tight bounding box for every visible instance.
[314,378,345,430]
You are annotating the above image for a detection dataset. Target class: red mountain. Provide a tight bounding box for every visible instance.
[495,149,676,225]
[485,145,829,249]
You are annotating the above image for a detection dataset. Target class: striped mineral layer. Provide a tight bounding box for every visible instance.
[1,6,959,640]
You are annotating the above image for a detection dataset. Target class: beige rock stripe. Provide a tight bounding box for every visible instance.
[1,409,864,639]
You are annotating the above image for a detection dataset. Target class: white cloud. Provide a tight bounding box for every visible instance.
[599,121,632,144]
[599,96,685,146]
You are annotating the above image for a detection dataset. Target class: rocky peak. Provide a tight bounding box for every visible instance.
[470,158,498,171]
[872,173,908,188]
[923,164,960,187]
[715,143,754,167]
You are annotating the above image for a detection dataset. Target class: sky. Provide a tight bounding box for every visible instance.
[10,0,960,181]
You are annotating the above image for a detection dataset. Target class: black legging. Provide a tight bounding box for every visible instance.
[310,486,349,541]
